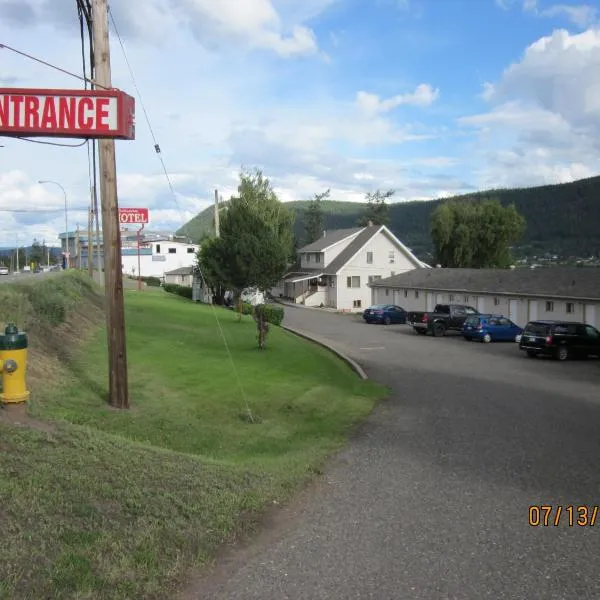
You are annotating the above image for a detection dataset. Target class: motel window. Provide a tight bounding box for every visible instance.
[389,251,395,264]
[187,247,195,253]
[546,301,554,312]
[415,290,420,299]
[353,299,362,308]
[347,276,360,288]
[566,302,574,314]
[155,244,161,253]
[494,298,500,306]
[449,294,454,302]
[168,247,176,254]
[366,251,373,264]
[464,295,469,303]
[404,290,408,298]
[385,288,390,296]
[315,253,321,263]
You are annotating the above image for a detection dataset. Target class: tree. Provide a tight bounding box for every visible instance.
[430,198,526,268]
[29,239,45,266]
[357,189,394,226]
[304,188,330,244]
[198,168,295,317]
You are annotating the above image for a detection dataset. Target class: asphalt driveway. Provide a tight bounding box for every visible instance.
[192,306,600,600]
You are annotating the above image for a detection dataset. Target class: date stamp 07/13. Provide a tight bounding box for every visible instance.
[529,505,599,527]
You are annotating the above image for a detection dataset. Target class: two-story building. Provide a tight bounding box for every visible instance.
[274,224,429,311]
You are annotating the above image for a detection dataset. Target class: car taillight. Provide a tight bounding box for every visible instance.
[545,335,553,344]
[423,314,428,322]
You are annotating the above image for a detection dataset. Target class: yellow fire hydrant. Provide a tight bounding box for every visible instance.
[0,323,30,404]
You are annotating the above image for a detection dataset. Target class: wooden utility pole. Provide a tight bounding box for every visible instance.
[87,204,93,277]
[92,0,129,409]
[214,189,220,238]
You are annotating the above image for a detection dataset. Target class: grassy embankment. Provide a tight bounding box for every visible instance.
[0,272,385,600]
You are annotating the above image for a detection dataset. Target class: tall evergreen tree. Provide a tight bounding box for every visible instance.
[197,168,295,307]
[357,189,394,226]
[304,189,330,244]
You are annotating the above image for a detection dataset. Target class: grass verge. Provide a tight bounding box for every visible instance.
[1,278,386,599]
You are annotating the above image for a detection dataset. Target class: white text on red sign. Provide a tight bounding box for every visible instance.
[0,94,118,132]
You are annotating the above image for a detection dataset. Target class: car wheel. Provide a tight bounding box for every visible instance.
[555,346,569,361]
[433,323,445,337]
[482,333,492,343]
[526,350,537,358]
[383,316,391,326]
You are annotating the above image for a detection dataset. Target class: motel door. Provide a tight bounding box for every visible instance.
[584,304,596,326]
[528,299,538,322]
[509,299,519,326]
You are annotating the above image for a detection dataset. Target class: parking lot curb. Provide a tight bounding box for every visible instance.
[281,325,368,380]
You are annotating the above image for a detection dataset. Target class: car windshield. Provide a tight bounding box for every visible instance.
[524,322,550,335]
[370,305,388,309]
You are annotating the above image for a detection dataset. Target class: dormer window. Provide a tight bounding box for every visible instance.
[315,253,321,263]
[306,253,311,263]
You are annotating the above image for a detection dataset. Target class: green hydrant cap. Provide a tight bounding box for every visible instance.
[0,323,28,350]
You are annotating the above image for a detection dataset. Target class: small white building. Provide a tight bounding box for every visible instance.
[164,266,194,287]
[369,267,600,329]
[275,224,429,312]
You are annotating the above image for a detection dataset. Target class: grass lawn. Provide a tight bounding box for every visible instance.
[1,286,386,599]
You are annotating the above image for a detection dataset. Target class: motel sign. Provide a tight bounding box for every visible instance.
[119,208,149,225]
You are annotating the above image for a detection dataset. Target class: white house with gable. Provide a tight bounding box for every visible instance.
[274,224,429,311]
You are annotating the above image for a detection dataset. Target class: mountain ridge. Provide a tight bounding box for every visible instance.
[177,175,600,260]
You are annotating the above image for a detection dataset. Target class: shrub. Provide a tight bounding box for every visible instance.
[255,303,284,326]
[163,284,193,300]
[240,302,254,315]
[141,276,162,287]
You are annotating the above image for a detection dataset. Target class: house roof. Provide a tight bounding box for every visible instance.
[164,266,194,276]
[322,225,381,274]
[298,228,363,253]
[369,267,600,300]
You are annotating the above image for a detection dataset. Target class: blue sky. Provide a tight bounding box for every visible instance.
[0,0,599,247]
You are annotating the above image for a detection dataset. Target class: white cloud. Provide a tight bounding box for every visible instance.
[356,84,440,115]
[496,0,599,27]
[464,26,600,188]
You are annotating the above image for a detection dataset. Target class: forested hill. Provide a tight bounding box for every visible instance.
[177,175,600,260]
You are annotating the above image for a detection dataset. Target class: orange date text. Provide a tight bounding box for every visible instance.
[528,505,599,527]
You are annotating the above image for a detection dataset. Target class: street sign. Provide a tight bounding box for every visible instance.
[118,208,149,224]
[0,88,135,140]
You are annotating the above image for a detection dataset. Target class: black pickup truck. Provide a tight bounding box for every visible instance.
[407,304,480,337]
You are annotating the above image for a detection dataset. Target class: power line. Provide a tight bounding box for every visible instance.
[12,136,88,148]
[107,7,184,220]
[0,42,108,89]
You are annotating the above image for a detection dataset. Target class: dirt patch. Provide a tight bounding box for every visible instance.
[0,402,56,433]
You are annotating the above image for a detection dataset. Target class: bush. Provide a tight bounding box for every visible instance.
[255,303,284,326]
[140,276,162,287]
[240,302,254,315]
[163,284,193,300]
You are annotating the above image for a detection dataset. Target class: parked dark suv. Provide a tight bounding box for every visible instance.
[518,320,600,361]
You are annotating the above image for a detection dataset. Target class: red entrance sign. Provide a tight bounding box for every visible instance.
[119,208,149,225]
[0,88,135,140]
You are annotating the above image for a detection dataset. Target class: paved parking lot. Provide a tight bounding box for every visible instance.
[196,306,600,600]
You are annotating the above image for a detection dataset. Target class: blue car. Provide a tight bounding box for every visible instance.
[462,314,523,343]
[363,304,407,325]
